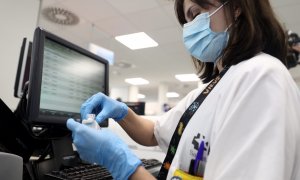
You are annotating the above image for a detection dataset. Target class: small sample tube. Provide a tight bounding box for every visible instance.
[82,114,101,130]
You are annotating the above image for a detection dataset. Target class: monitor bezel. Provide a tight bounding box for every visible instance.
[27,27,109,127]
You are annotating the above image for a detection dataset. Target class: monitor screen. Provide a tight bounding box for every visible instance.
[27,27,109,128]
[124,102,145,115]
[14,38,32,98]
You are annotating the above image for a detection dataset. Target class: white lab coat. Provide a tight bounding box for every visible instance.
[154,53,300,180]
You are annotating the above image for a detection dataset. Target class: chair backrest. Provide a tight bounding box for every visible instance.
[0,152,23,180]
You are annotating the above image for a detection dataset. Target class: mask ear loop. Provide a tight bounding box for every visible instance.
[225,24,232,32]
[212,2,230,68]
[208,1,229,18]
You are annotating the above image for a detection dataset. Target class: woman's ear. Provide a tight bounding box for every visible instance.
[234,7,241,20]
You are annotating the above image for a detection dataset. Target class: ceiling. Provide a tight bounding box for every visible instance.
[38,0,300,102]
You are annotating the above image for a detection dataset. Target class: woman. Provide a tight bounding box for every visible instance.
[67,0,300,179]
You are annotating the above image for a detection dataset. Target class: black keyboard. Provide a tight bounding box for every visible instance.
[45,158,162,180]
[141,158,162,177]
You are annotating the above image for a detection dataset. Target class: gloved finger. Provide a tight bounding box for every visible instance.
[66,118,81,131]
[80,93,103,119]
[80,97,98,120]
[80,104,93,120]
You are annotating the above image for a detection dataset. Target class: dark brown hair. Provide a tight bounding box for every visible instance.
[175,0,287,83]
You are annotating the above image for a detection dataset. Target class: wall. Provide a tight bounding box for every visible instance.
[0,0,40,110]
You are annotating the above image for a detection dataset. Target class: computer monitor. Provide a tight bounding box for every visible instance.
[26,27,109,132]
[14,38,32,98]
[124,102,145,115]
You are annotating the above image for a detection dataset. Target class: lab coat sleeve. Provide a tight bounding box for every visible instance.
[204,64,300,180]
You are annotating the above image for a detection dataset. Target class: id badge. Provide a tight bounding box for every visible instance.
[172,169,203,180]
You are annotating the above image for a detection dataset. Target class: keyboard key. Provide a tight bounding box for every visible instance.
[45,158,162,180]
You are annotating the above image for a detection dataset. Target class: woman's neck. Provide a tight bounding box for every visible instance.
[216,60,224,72]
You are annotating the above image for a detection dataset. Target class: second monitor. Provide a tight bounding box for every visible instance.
[124,102,145,115]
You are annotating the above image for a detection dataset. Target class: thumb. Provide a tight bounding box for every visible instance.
[66,118,81,131]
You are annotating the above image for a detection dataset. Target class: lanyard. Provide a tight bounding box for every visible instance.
[157,67,229,179]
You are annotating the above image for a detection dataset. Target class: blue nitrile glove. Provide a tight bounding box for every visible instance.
[81,92,128,123]
[67,118,142,180]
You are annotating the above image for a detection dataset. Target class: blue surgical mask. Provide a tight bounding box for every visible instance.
[183,2,229,63]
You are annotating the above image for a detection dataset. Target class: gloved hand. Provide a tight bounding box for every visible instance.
[67,118,142,180]
[81,92,128,123]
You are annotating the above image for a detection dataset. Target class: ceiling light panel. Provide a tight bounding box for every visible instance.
[115,32,158,50]
[175,74,199,82]
[166,92,180,98]
[125,78,149,85]
[138,94,146,99]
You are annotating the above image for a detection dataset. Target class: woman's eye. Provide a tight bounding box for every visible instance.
[186,6,203,22]
[190,8,201,20]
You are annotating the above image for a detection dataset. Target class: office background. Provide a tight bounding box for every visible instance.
[1,0,300,115]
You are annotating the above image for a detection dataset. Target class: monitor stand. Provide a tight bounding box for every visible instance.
[31,135,79,180]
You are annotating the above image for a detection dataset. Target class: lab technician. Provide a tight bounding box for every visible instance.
[67,0,300,179]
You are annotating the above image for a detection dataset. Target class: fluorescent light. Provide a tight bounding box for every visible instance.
[88,43,114,65]
[138,94,146,99]
[175,74,199,82]
[115,32,158,50]
[125,78,149,85]
[166,92,180,98]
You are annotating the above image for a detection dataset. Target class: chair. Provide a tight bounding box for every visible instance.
[0,152,23,180]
